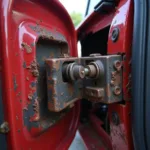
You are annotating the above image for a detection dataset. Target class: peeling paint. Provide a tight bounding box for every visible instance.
[23,61,26,68]
[21,42,32,53]
[13,75,18,91]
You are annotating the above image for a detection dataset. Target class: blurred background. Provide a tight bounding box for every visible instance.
[59,0,87,27]
[60,0,100,27]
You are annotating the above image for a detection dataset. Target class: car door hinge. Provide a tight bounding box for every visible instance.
[45,53,122,112]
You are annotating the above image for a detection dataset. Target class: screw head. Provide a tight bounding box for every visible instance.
[111,27,119,42]
[114,86,121,95]
[114,60,122,71]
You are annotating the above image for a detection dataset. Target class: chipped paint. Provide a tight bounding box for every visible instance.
[13,75,18,91]
[23,61,26,68]
[23,36,70,135]
[28,94,33,101]
[29,24,67,43]
[21,42,32,53]
[30,60,39,77]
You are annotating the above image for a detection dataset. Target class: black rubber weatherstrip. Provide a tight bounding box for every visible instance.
[0,78,7,149]
[144,0,150,149]
[132,0,147,150]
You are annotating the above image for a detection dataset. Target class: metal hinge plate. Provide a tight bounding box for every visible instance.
[45,54,122,112]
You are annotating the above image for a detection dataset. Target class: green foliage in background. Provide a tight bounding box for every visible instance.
[70,11,83,27]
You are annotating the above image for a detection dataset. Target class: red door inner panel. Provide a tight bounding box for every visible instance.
[0,0,80,149]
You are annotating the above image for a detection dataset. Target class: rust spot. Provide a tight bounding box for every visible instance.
[29,82,36,90]
[32,70,39,77]
[29,24,67,43]
[53,60,60,71]
[13,75,18,91]
[23,107,28,111]
[29,98,40,122]
[33,98,39,113]
[23,61,26,68]
[16,92,21,97]
[26,66,31,69]
[110,71,121,86]
[21,42,32,53]
[30,60,39,77]
[67,83,74,96]
[28,94,33,101]
[48,100,61,112]
[26,60,39,77]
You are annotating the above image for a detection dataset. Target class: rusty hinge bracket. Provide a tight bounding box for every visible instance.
[45,54,122,112]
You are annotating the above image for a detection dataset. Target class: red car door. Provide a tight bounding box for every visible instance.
[0,0,80,149]
[0,0,135,150]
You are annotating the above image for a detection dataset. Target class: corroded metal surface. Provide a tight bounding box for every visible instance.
[45,58,82,112]
[23,35,71,135]
[45,55,122,112]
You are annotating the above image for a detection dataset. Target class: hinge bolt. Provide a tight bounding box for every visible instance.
[114,60,122,71]
[111,27,119,42]
[114,86,121,95]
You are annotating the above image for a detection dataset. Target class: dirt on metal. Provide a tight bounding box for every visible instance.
[21,42,32,53]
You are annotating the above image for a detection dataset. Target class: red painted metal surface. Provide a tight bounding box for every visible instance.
[108,102,133,150]
[79,123,108,150]
[107,0,133,149]
[0,0,134,149]
[108,0,133,101]
[89,113,112,150]
[0,0,80,149]
[77,11,115,39]
[77,0,133,149]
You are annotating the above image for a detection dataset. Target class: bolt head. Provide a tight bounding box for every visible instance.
[114,60,122,71]
[111,27,119,42]
[114,86,121,95]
